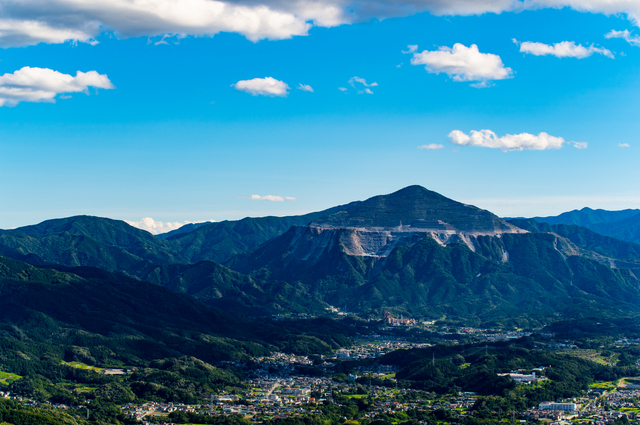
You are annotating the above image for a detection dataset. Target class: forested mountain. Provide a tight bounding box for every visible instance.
[531,207,640,227]
[590,213,640,246]
[508,219,640,272]
[0,203,356,279]
[227,187,640,325]
[1,186,640,325]
[531,207,640,246]
[161,201,359,263]
[0,255,353,362]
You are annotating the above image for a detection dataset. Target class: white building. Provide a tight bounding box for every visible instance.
[539,402,578,411]
[499,371,539,383]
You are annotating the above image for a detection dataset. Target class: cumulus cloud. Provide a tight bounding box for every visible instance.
[126,217,212,235]
[245,194,296,202]
[419,143,444,150]
[411,43,513,85]
[3,1,640,48]
[297,83,314,92]
[448,129,568,151]
[572,141,588,149]
[619,143,631,147]
[516,40,614,58]
[528,0,640,28]
[0,0,327,46]
[606,30,640,47]
[233,77,289,97]
[0,66,114,107]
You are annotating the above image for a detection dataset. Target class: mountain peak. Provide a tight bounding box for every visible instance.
[13,215,151,238]
[312,185,517,234]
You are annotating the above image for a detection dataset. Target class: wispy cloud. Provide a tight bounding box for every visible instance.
[233,77,289,97]
[605,30,640,47]
[619,143,631,147]
[244,195,297,202]
[514,39,614,58]
[0,66,114,107]
[125,217,212,235]
[448,129,568,151]
[419,144,444,150]
[348,76,378,94]
[411,43,513,86]
[297,83,314,92]
[402,44,418,54]
[572,142,588,149]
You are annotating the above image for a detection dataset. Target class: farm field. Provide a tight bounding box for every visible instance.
[0,371,21,385]
[556,349,615,366]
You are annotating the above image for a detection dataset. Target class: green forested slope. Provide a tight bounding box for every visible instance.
[228,228,640,326]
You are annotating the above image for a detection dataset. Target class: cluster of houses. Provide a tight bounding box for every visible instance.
[522,388,640,424]
[334,341,431,361]
[383,312,418,326]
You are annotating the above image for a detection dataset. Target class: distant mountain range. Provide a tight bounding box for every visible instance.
[531,207,640,245]
[2,186,640,326]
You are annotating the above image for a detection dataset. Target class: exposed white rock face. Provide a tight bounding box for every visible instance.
[284,220,526,265]
[270,186,531,271]
[315,220,525,257]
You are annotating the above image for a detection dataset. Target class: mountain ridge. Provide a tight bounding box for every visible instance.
[531,207,640,227]
[2,186,640,325]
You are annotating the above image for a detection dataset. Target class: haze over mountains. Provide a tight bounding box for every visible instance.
[1,185,640,327]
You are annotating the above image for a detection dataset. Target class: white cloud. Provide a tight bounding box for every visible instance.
[348,76,378,94]
[349,76,378,87]
[338,87,348,92]
[402,44,418,54]
[470,81,493,88]
[619,143,631,147]
[297,83,314,92]
[3,1,640,48]
[528,1,640,28]
[572,141,588,149]
[606,30,640,47]
[0,66,114,107]
[419,143,444,150]
[448,129,567,151]
[233,77,289,97]
[0,0,325,47]
[125,217,212,235]
[246,194,296,202]
[517,40,614,58]
[411,43,513,85]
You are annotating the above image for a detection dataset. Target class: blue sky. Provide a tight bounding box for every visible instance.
[1,1,639,233]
